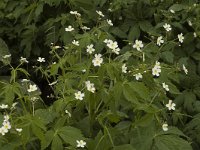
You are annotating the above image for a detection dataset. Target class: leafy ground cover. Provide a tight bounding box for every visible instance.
[0,0,200,149]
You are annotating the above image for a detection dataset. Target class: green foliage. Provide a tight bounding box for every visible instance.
[0,0,200,149]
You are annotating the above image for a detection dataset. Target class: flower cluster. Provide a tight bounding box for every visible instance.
[104,39,120,55]
[152,61,161,76]
[178,33,184,43]
[162,82,169,91]
[163,23,172,32]
[0,115,11,136]
[85,81,95,93]
[65,25,74,32]
[134,73,143,80]
[122,64,127,73]
[27,84,38,93]
[70,11,81,17]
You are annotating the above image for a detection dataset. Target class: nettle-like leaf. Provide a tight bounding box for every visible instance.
[131,121,192,150]
[0,38,11,65]
[123,81,151,104]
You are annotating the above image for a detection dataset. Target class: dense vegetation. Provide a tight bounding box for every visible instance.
[0,0,200,149]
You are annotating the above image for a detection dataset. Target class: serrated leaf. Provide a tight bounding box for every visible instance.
[0,38,11,65]
[129,82,151,101]
[161,51,174,64]
[128,25,140,41]
[111,27,127,38]
[58,126,83,146]
[51,135,63,150]
[123,83,139,104]
[115,144,136,150]
[169,4,187,12]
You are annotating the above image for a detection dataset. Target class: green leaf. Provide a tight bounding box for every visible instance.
[129,82,151,101]
[35,109,57,125]
[115,144,136,150]
[51,135,63,150]
[139,21,153,33]
[154,135,192,150]
[134,113,154,127]
[169,4,187,12]
[183,91,196,113]
[35,2,44,17]
[41,130,54,150]
[128,25,140,41]
[0,38,11,65]
[123,83,138,104]
[160,51,174,64]
[32,124,45,143]
[58,126,83,146]
[111,27,127,38]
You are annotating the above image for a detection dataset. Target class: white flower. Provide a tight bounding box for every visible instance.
[0,127,8,135]
[96,10,104,17]
[162,123,168,131]
[133,40,144,51]
[170,9,175,13]
[53,46,61,49]
[65,110,71,117]
[37,57,45,62]
[11,102,18,109]
[0,104,8,109]
[70,11,81,17]
[166,100,176,111]
[178,33,184,43]
[122,64,127,73]
[21,79,29,82]
[27,84,37,92]
[16,128,23,132]
[65,25,74,32]
[105,39,120,55]
[85,81,95,93]
[134,73,143,80]
[81,26,90,30]
[162,82,169,91]
[86,44,95,54]
[104,39,111,44]
[3,115,10,122]
[72,40,79,46]
[112,48,120,55]
[92,54,103,67]
[48,81,57,86]
[194,32,197,38]
[182,64,188,74]
[75,91,85,101]
[152,61,161,76]
[4,115,9,121]
[2,54,11,59]
[3,121,11,130]
[76,140,86,148]
[107,19,113,26]
[20,57,29,63]
[163,23,172,32]
[157,36,164,46]
[152,67,161,76]
[188,20,192,26]
[82,69,86,73]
